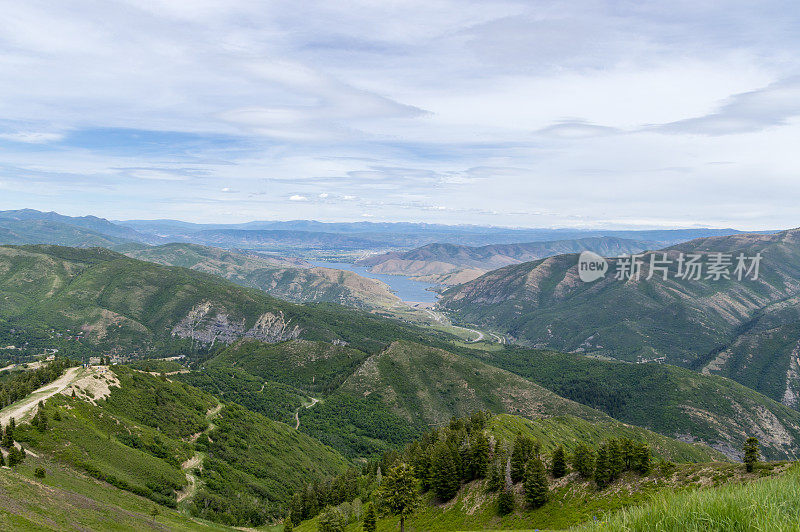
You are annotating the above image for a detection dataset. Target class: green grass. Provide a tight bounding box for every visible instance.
[0,455,232,531]
[579,463,800,531]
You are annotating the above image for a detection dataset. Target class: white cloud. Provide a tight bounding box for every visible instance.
[0,1,798,228]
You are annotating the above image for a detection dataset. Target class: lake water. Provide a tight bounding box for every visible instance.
[307,261,439,304]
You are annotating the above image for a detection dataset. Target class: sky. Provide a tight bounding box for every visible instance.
[0,1,799,229]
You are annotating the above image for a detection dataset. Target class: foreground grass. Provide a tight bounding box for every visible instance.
[0,455,231,531]
[579,463,800,531]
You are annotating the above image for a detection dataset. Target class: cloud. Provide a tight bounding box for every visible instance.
[0,131,65,144]
[654,77,800,136]
[534,120,621,139]
[289,194,308,201]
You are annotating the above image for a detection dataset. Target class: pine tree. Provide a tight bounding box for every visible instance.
[497,488,515,516]
[608,439,624,480]
[551,446,567,478]
[362,503,377,532]
[431,441,461,501]
[7,446,24,467]
[572,443,595,478]
[0,452,4,467]
[743,437,760,473]
[469,431,490,480]
[621,438,635,470]
[283,513,293,532]
[510,434,534,483]
[594,444,610,488]
[2,423,13,448]
[377,462,420,532]
[486,460,504,492]
[524,458,548,509]
[633,442,651,474]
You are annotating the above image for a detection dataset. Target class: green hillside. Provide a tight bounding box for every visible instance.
[13,364,348,527]
[0,245,447,356]
[473,347,800,460]
[439,230,800,403]
[581,463,800,532]
[290,341,722,461]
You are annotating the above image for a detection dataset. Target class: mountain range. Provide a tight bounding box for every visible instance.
[439,229,800,408]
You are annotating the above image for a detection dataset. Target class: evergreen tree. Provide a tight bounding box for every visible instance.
[469,431,490,480]
[431,441,461,501]
[2,423,13,448]
[290,493,304,525]
[0,452,4,467]
[608,439,624,480]
[551,446,567,478]
[497,488,515,516]
[743,437,760,473]
[594,444,611,488]
[486,460,504,492]
[572,443,595,479]
[377,462,420,532]
[524,458,548,509]
[510,434,535,483]
[362,503,377,532]
[633,442,652,474]
[621,438,635,470]
[283,514,293,532]
[7,446,24,467]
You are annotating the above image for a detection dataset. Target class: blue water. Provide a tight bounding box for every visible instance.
[307,261,439,303]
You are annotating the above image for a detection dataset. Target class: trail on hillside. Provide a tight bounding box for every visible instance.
[178,401,223,504]
[294,397,319,430]
[0,366,83,426]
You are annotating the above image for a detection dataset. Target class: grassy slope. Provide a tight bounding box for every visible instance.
[16,365,348,524]
[0,458,231,531]
[580,463,800,531]
[472,346,800,460]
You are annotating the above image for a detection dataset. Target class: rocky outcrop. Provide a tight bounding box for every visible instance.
[171,301,301,347]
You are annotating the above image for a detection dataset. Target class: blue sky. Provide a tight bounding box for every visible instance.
[1,1,799,229]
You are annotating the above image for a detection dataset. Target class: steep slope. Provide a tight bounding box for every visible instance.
[124,243,400,309]
[474,347,800,460]
[13,364,348,527]
[439,230,800,396]
[358,237,654,285]
[337,341,608,427]
[0,245,445,356]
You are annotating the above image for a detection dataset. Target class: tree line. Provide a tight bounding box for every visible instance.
[285,411,661,531]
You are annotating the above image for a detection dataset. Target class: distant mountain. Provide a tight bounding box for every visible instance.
[439,229,800,405]
[119,217,750,250]
[0,209,157,244]
[357,237,655,285]
[0,219,132,247]
[124,242,400,309]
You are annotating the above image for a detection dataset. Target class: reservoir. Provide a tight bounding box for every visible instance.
[307,261,439,304]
